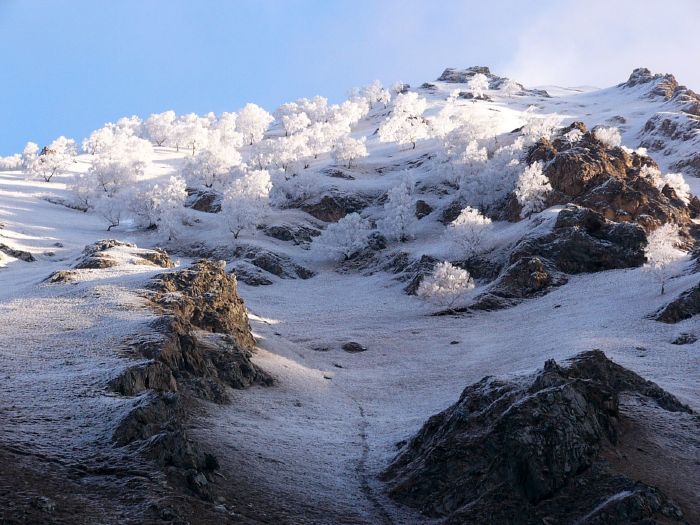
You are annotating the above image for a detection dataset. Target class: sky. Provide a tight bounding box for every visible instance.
[0,0,698,155]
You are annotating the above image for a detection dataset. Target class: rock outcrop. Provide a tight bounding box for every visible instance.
[186,188,222,213]
[654,281,700,323]
[301,192,372,222]
[504,124,700,231]
[382,350,695,524]
[0,243,35,262]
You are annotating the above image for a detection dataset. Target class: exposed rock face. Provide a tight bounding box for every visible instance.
[186,189,222,213]
[470,256,567,311]
[437,66,549,97]
[654,282,700,323]
[382,350,694,524]
[0,243,35,262]
[73,240,175,270]
[302,192,371,222]
[512,206,647,274]
[521,126,699,230]
[149,259,256,350]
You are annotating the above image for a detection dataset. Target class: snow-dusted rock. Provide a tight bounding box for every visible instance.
[382,350,693,524]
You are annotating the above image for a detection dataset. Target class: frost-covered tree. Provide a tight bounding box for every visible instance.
[332,136,368,168]
[522,108,562,142]
[215,112,244,148]
[447,207,493,256]
[379,92,430,149]
[378,179,416,242]
[361,80,391,109]
[144,111,176,146]
[94,194,124,231]
[0,154,21,171]
[82,126,116,155]
[21,142,40,169]
[237,103,274,145]
[417,261,474,307]
[328,99,370,129]
[593,126,622,148]
[500,79,521,97]
[86,156,144,197]
[644,223,685,294]
[515,161,552,217]
[176,113,210,154]
[313,212,372,261]
[663,173,691,204]
[139,176,188,240]
[115,116,142,137]
[467,73,489,99]
[26,139,73,182]
[281,112,311,136]
[221,169,272,238]
[183,147,241,189]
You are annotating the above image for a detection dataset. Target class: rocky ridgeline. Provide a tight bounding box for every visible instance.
[623,67,700,177]
[111,258,271,500]
[437,66,550,98]
[382,350,697,524]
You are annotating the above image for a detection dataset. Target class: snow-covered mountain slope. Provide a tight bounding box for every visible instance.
[1,67,699,523]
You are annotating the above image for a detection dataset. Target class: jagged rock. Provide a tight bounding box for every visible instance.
[109,361,177,396]
[233,246,315,280]
[671,333,697,345]
[149,259,256,350]
[138,248,175,268]
[415,200,433,219]
[0,243,36,262]
[382,253,439,295]
[500,124,699,230]
[302,193,371,222]
[655,282,700,323]
[511,206,647,274]
[186,189,222,213]
[382,350,692,524]
[470,257,567,311]
[262,224,321,245]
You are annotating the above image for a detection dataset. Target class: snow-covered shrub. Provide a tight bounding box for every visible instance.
[174,113,210,154]
[143,111,176,146]
[313,212,372,261]
[329,99,369,129]
[467,73,489,99]
[275,134,312,174]
[237,103,274,145]
[417,261,474,307]
[148,176,187,240]
[663,173,691,204]
[86,156,145,197]
[379,92,430,149]
[332,136,368,168]
[82,126,115,155]
[593,126,622,148]
[447,207,493,256]
[221,169,272,238]
[644,223,685,294]
[0,154,21,170]
[360,80,391,109]
[378,179,416,242]
[522,110,562,142]
[563,128,584,143]
[500,79,521,97]
[515,161,552,217]
[183,147,241,189]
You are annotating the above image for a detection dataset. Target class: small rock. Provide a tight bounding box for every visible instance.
[415,200,433,219]
[342,342,367,353]
[671,333,697,345]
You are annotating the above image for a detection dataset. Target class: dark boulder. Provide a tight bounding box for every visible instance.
[302,193,371,222]
[186,189,222,213]
[415,200,433,219]
[262,224,321,245]
[342,342,367,353]
[382,350,693,524]
[233,246,315,280]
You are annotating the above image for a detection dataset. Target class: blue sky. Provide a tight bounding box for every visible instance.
[1,0,698,155]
